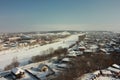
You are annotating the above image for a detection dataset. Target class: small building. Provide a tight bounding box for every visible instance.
[38,64,55,75]
[93,70,100,76]
[67,53,77,57]
[27,39,37,44]
[84,49,93,54]
[112,64,120,69]
[107,67,120,76]
[8,37,21,42]
[90,45,98,53]
[79,46,86,51]
[38,64,49,72]
[38,64,55,77]
[101,70,113,76]
[11,68,25,79]
[61,58,71,63]
[99,48,107,54]
[56,63,72,70]
[98,43,105,48]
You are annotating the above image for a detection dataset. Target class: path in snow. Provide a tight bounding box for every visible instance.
[0,34,79,70]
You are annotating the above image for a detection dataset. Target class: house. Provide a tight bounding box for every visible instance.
[56,63,72,70]
[60,58,72,64]
[57,63,68,68]
[67,53,77,57]
[38,64,55,75]
[100,70,113,76]
[38,64,49,72]
[25,64,55,80]
[107,67,120,76]
[79,46,86,51]
[112,64,120,69]
[84,49,93,54]
[90,45,98,53]
[11,67,25,79]
[26,39,37,44]
[8,37,21,42]
[99,48,107,53]
[98,43,105,48]
[93,70,100,76]
[75,51,83,56]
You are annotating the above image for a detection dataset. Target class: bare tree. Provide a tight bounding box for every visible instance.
[4,57,19,71]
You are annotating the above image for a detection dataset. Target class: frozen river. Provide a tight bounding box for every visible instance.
[0,34,79,70]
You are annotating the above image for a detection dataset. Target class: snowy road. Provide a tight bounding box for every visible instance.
[0,34,79,70]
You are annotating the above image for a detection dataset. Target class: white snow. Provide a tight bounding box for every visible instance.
[0,34,79,70]
[79,73,120,80]
[112,64,120,69]
[96,76,120,80]
[0,77,7,80]
[57,63,68,68]
[108,67,120,73]
[11,67,24,75]
[61,58,71,62]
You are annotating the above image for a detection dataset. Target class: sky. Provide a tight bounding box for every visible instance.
[0,0,120,32]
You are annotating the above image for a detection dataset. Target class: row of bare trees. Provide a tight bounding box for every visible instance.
[31,47,68,63]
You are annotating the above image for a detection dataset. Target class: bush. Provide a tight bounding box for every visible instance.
[4,57,19,71]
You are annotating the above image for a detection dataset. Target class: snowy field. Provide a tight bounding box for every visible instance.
[0,34,79,70]
[96,76,120,80]
[78,73,120,80]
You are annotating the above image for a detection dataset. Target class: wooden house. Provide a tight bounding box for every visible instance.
[11,68,25,79]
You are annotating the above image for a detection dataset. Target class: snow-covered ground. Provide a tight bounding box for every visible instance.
[78,73,120,80]
[96,76,120,80]
[0,34,79,70]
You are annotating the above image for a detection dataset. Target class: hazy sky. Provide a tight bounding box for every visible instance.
[0,0,120,32]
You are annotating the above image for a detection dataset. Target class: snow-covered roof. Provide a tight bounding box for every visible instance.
[61,58,71,62]
[78,73,120,80]
[90,45,98,49]
[112,64,120,69]
[8,37,21,41]
[78,73,95,80]
[60,31,71,35]
[93,70,112,75]
[79,46,86,49]
[67,53,77,57]
[78,33,85,36]
[57,63,68,68]
[101,70,112,75]
[100,48,107,53]
[96,76,120,80]
[38,64,47,69]
[84,49,93,53]
[11,67,24,75]
[38,64,49,72]
[93,71,100,75]
[69,51,76,54]
[108,67,120,73]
